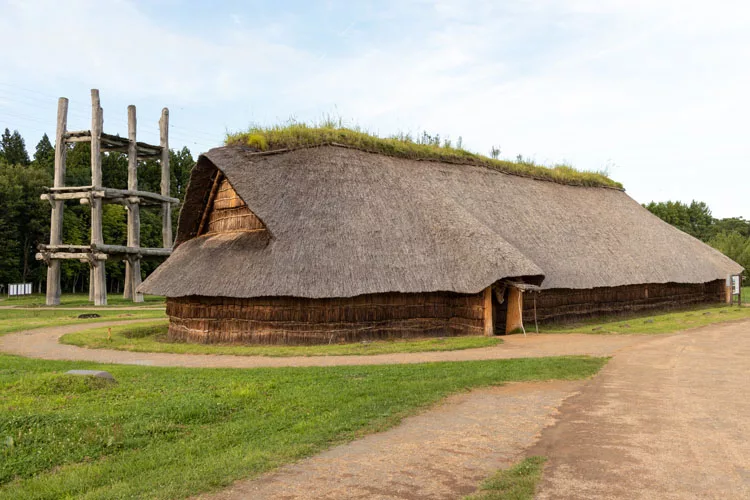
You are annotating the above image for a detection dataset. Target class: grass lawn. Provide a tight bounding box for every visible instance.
[0,309,166,336]
[539,304,750,335]
[0,355,606,499]
[466,456,547,499]
[60,320,502,357]
[0,293,165,308]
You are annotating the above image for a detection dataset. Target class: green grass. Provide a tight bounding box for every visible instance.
[0,293,165,308]
[539,304,750,335]
[60,320,502,357]
[465,456,547,500]
[225,122,622,189]
[0,355,606,499]
[0,309,166,336]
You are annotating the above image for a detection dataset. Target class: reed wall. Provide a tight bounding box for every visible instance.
[524,280,726,324]
[166,291,485,345]
[205,178,265,234]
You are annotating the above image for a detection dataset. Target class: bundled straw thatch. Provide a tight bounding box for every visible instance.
[140,145,741,299]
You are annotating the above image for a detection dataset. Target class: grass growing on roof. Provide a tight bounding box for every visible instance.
[0,354,606,499]
[225,122,623,189]
[60,320,502,356]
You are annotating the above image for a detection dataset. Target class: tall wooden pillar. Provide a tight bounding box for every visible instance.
[90,90,107,306]
[483,286,494,336]
[123,105,143,302]
[505,287,524,334]
[160,108,172,248]
[45,98,68,306]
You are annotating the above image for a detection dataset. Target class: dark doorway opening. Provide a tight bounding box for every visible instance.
[493,286,509,335]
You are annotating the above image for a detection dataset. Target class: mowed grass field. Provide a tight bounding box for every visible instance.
[0,293,165,308]
[0,354,606,499]
[0,308,166,336]
[60,321,502,357]
[539,304,750,334]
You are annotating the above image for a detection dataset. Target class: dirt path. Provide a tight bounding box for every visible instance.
[199,381,585,500]
[0,320,648,368]
[530,319,750,499]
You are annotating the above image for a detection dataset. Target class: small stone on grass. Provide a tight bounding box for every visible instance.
[65,370,115,381]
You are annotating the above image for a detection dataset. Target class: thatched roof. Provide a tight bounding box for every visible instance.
[139,145,742,298]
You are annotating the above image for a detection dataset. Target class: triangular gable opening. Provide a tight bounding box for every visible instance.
[197,172,267,236]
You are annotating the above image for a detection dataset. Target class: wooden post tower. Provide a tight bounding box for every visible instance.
[37,89,179,306]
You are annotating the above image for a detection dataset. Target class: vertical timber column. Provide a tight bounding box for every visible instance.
[124,105,143,302]
[160,108,172,248]
[90,89,107,306]
[505,287,524,334]
[483,286,494,336]
[45,98,68,306]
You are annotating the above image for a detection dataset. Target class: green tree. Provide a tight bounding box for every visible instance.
[0,159,51,286]
[0,128,30,165]
[0,159,23,284]
[32,133,55,176]
[709,231,750,280]
[713,217,750,238]
[644,200,714,242]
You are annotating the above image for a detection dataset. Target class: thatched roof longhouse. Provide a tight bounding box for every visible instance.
[139,145,742,299]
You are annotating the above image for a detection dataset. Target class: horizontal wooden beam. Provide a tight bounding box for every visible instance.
[103,188,179,204]
[46,185,95,192]
[39,244,91,252]
[42,187,179,205]
[38,244,171,258]
[92,244,172,257]
[36,252,107,261]
[64,130,162,157]
[80,196,160,207]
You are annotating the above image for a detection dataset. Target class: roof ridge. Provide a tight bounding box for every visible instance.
[211,143,626,191]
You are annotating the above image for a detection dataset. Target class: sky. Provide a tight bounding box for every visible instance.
[0,0,748,218]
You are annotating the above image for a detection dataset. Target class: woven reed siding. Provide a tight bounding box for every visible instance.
[206,178,265,234]
[166,291,485,345]
[524,280,726,324]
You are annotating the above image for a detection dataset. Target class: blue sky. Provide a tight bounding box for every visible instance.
[0,0,748,218]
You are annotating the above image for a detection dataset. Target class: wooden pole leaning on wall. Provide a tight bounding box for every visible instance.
[45,98,68,306]
[90,89,107,306]
[505,287,525,335]
[160,108,172,248]
[123,105,143,302]
[483,286,494,336]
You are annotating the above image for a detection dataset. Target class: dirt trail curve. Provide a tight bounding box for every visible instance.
[200,381,585,500]
[530,318,750,499]
[0,320,648,368]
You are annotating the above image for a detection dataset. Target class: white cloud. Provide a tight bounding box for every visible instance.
[0,0,748,217]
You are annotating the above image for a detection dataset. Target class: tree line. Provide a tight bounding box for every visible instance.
[644,200,749,280]
[0,127,195,294]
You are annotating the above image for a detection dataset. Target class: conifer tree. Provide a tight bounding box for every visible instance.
[0,128,30,165]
